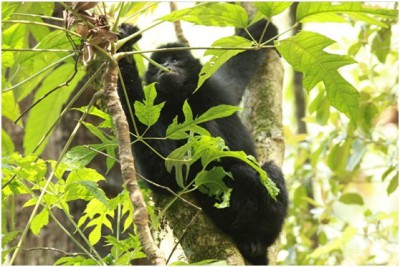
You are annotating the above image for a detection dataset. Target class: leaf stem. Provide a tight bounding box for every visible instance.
[32,64,105,153]
[8,84,105,265]
[1,20,81,38]
[2,48,80,53]
[3,53,75,93]
[11,13,64,22]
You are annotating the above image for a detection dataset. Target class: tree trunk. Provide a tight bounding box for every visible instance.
[153,194,245,265]
[241,49,285,264]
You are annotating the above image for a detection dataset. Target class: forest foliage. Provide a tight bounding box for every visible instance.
[2,2,398,265]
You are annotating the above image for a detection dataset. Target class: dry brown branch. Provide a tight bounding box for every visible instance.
[169,2,190,46]
[102,60,166,265]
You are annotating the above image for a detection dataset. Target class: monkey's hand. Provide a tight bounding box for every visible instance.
[118,23,142,52]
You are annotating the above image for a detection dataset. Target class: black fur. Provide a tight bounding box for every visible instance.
[117,20,288,265]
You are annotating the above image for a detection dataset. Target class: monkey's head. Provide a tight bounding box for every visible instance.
[145,43,202,98]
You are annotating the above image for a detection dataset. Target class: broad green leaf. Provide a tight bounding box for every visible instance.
[346,140,366,172]
[197,36,253,90]
[1,2,20,20]
[134,83,165,127]
[4,154,47,184]
[82,122,112,143]
[161,3,248,28]
[297,2,398,27]
[78,199,114,245]
[168,135,280,199]
[55,256,98,265]
[74,106,113,129]
[120,192,134,232]
[387,175,398,195]
[339,192,364,205]
[2,130,15,156]
[293,185,308,208]
[276,31,359,124]
[23,65,85,155]
[1,230,20,247]
[11,31,78,102]
[166,104,239,140]
[327,139,352,175]
[307,226,357,259]
[195,167,233,208]
[30,208,49,236]
[65,168,105,185]
[2,44,14,68]
[2,23,25,49]
[371,28,392,63]
[2,90,21,126]
[308,86,330,125]
[255,2,293,18]
[77,180,110,208]
[62,145,102,169]
[382,166,396,182]
[165,141,194,188]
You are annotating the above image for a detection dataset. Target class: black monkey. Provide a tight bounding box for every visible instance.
[117,20,288,265]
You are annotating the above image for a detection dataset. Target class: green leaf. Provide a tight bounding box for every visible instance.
[2,23,25,49]
[276,31,359,124]
[1,230,20,247]
[31,208,49,236]
[134,83,165,127]
[166,104,240,140]
[296,2,398,27]
[78,198,114,245]
[197,36,253,90]
[387,175,398,195]
[346,140,366,172]
[23,65,85,155]
[195,167,233,208]
[65,168,105,185]
[2,130,15,156]
[254,2,293,18]
[2,90,21,126]
[55,256,98,265]
[307,226,357,259]
[2,44,14,68]
[77,180,110,208]
[161,3,248,28]
[1,2,20,20]
[82,122,113,143]
[371,28,392,63]
[74,106,113,129]
[327,139,352,175]
[339,193,364,205]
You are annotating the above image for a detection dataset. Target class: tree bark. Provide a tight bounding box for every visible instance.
[153,194,245,265]
[241,49,285,264]
[103,60,166,265]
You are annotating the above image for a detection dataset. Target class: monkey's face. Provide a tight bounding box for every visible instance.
[145,48,202,97]
[147,54,187,84]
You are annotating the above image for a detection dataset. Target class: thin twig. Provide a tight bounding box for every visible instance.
[166,209,201,264]
[136,173,202,211]
[2,48,80,53]
[32,63,105,154]
[11,13,64,22]
[115,45,275,60]
[82,144,119,162]
[8,89,106,265]
[3,53,75,93]
[21,247,86,256]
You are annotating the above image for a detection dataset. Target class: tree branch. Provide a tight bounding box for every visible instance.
[102,60,166,265]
